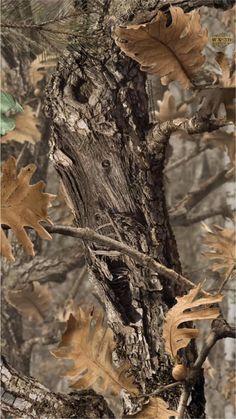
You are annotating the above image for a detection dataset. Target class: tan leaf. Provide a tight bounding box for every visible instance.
[203,357,217,380]
[51,308,138,396]
[202,223,235,279]
[29,53,57,88]
[163,284,223,359]
[0,157,56,261]
[223,373,236,409]
[1,106,41,144]
[5,281,52,322]
[222,5,236,31]
[216,52,235,122]
[114,7,208,89]
[203,129,235,163]
[216,52,236,88]
[135,396,177,419]
[50,182,75,225]
[156,91,188,123]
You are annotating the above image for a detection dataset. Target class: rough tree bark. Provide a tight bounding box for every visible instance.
[2,0,230,417]
[44,1,235,417]
[1,357,114,418]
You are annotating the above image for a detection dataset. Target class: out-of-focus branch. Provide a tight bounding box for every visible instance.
[4,245,85,288]
[164,144,209,173]
[169,167,233,225]
[172,204,233,226]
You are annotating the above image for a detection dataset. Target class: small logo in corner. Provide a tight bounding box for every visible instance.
[211,32,234,48]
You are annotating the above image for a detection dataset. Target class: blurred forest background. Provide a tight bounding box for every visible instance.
[1,1,235,418]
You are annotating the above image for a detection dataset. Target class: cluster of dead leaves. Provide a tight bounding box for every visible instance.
[0,156,55,261]
[202,223,235,280]
[114,7,208,89]
[163,284,223,362]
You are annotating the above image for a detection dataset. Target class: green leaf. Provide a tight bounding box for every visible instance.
[0,91,23,135]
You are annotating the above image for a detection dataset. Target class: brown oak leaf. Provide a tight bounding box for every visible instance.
[156,90,189,123]
[135,396,177,419]
[51,307,138,396]
[202,223,235,279]
[163,284,223,360]
[0,156,55,261]
[5,281,52,322]
[114,7,208,88]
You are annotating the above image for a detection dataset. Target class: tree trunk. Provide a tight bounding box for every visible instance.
[44,0,233,416]
[1,356,114,418]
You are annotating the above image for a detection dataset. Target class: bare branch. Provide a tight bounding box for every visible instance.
[218,266,236,294]
[44,224,197,291]
[164,144,209,173]
[172,205,234,226]
[3,246,85,288]
[178,318,236,418]
[169,167,233,225]
[148,116,231,154]
[1,356,114,418]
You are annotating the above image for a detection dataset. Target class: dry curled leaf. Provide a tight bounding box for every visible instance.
[5,281,52,322]
[29,53,57,89]
[203,129,235,163]
[0,156,55,261]
[114,7,208,89]
[1,105,41,144]
[155,91,188,123]
[163,284,223,360]
[202,223,235,279]
[51,307,138,396]
[135,396,177,419]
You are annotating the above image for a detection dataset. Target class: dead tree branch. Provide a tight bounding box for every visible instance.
[3,245,85,288]
[44,224,197,291]
[169,167,233,225]
[171,204,233,226]
[1,356,114,418]
[177,318,236,418]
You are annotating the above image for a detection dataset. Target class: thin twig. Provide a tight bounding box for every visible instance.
[177,318,236,418]
[44,224,198,292]
[217,266,235,294]
[164,145,209,173]
[142,381,182,398]
[1,22,95,39]
[177,383,190,419]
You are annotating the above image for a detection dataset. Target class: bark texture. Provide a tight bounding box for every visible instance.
[44,0,233,417]
[1,357,114,418]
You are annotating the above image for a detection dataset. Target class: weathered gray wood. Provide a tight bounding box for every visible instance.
[1,356,114,418]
